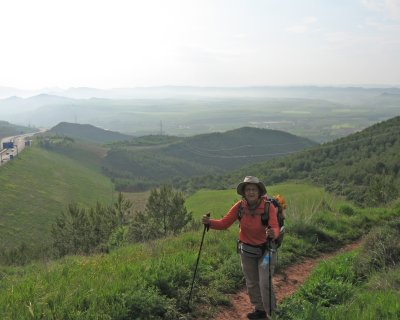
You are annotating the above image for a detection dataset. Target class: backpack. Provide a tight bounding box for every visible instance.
[237,194,286,248]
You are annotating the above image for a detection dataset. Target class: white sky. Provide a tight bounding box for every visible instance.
[1,0,400,90]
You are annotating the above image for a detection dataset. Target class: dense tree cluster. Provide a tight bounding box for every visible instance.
[52,193,132,256]
[51,186,192,257]
[36,135,75,149]
[102,127,315,192]
[186,116,400,206]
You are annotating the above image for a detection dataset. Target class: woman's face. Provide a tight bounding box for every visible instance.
[244,184,260,203]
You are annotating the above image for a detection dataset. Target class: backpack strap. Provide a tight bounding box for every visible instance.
[261,199,270,226]
[237,200,244,221]
[237,199,270,225]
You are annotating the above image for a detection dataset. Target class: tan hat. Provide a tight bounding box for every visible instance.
[236,176,267,197]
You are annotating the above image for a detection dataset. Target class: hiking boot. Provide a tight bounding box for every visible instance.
[247,309,266,319]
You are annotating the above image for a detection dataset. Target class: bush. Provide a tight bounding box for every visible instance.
[52,193,132,256]
[290,222,335,246]
[353,218,400,278]
[339,205,355,216]
[128,185,192,242]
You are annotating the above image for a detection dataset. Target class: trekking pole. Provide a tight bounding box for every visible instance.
[268,241,272,317]
[187,213,210,308]
[267,226,273,318]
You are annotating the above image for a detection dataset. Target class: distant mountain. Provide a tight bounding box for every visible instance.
[102,127,317,191]
[48,122,133,144]
[164,126,316,168]
[380,92,400,97]
[0,94,77,119]
[1,86,399,143]
[0,86,31,98]
[2,85,400,100]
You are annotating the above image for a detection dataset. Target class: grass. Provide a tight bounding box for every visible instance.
[122,191,150,214]
[0,146,114,248]
[0,183,399,319]
[40,139,109,173]
[277,218,400,319]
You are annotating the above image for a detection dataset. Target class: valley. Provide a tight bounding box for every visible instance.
[0,87,399,320]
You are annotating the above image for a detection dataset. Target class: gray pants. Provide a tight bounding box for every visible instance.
[240,249,276,314]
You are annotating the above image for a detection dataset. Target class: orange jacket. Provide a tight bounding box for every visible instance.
[209,197,280,246]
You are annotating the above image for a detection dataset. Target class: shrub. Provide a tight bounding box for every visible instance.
[339,205,355,216]
[52,193,132,256]
[128,185,192,242]
[353,218,400,278]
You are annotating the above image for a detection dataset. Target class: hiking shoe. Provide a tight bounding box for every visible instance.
[247,309,266,319]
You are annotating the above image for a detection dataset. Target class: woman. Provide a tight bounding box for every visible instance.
[202,176,280,320]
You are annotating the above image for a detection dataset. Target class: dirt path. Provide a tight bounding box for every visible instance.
[213,241,362,320]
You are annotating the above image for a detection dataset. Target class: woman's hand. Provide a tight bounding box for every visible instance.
[266,226,275,239]
[202,213,211,226]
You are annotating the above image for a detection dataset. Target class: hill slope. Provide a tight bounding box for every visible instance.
[0,145,114,249]
[192,116,400,206]
[0,183,398,319]
[0,120,38,139]
[49,122,133,144]
[102,127,317,191]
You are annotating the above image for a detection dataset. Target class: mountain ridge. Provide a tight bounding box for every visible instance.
[49,122,133,144]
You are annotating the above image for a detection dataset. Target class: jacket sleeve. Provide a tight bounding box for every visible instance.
[209,201,240,230]
[268,203,280,240]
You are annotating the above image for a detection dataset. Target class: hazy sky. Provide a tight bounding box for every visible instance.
[1,0,400,89]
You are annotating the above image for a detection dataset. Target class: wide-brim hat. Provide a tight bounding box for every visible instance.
[236,176,267,197]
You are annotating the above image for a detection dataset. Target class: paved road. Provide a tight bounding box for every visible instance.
[0,133,35,166]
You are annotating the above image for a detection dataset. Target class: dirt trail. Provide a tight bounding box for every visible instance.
[213,241,362,320]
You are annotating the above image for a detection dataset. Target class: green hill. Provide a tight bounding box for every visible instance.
[189,116,400,206]
[0,145,114,249]
[103,127,317,191]
[49,122,133,144]
[0,182,398,319]
[36,135,108,173]
[0,120,38,139]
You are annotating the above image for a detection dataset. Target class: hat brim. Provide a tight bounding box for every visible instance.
[237,182,266,197]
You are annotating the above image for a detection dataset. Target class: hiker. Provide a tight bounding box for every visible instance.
[202,176,280,320]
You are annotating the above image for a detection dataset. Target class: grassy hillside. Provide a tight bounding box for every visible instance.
[103,127,317,191]
[0,120,38,139]
[0,145,114,249]
[188,116,400,206]
[48,122,133,144]
[0,183,398,319]
[278,217,400,319]
[36,135,108,173]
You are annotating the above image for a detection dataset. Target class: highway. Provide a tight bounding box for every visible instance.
[0,133,34,166]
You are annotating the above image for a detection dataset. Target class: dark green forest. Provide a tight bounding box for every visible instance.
[102,127,316,191]
[186,116,400,207]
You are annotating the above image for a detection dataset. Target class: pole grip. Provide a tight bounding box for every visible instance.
[205,212,211,231]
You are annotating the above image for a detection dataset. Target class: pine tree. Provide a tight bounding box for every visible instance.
[129,185,192,242]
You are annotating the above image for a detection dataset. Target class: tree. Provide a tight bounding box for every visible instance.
[112,192,133,225]
[52,193,133,256]
[129,185,192,242]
